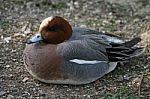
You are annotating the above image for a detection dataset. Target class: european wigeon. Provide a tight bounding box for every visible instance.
[23,16,145,85]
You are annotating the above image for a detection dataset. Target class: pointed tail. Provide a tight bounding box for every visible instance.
[107,37,145,62]
[123,37,145,57]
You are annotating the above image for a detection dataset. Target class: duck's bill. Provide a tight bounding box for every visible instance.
[27,33,43,44]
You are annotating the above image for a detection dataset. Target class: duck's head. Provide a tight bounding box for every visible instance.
[27,16,72,44]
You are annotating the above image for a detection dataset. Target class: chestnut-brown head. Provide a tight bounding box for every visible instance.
[27,16,72,44]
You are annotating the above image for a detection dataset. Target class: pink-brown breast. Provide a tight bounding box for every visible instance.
[23,43,64,80]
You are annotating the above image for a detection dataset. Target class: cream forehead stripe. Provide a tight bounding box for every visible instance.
[39,17,53,31]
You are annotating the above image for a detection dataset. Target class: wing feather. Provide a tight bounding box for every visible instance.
[58,27,144,62]
[57,39,109,61]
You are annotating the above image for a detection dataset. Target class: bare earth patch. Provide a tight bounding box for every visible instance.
[0,0,149,98]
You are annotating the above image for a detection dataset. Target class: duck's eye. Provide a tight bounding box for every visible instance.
[48,26,57,32]
[37,35,40,38]
[48,24,64,32]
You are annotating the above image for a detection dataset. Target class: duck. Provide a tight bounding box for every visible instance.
[23,16,145,85]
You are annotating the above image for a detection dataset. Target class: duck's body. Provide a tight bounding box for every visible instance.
[23,16,144,85]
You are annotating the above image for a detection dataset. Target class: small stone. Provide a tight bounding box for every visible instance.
[3,37,11,43]
[9,74,13,78]
[22,77,29,82]
[87,95,91,98]
[13,33,26,37]
[1,35,4,39]
[63,85,68,88]
[102,20,109,24]
[12,59,17,62]
[108,12,112,15]
[115,20,121,24]
[0,61,5,64]
[74,2,79,6]
[147,56,150,60]
[133,18,140,22]
[123,74,131,80]
[5,65,10,68]
[102,31,106,33]
[75,88,80,91]
[80,24,86,28]
[0,91,6,96]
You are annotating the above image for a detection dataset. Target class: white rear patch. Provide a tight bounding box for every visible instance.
[104,35,124,44]
[107,37,124,43]
[69,59,102,64]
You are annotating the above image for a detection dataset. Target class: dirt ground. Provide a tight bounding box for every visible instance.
[0,0,150,98]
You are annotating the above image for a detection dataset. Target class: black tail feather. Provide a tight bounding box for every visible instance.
[106,37,144,62]
[123,37,141,48]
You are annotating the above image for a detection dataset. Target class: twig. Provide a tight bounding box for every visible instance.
[138,74,144,97]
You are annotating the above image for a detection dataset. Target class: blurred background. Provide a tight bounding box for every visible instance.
[0,0,150,98]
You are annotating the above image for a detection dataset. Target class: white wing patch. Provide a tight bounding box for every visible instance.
[69,59,103,64]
